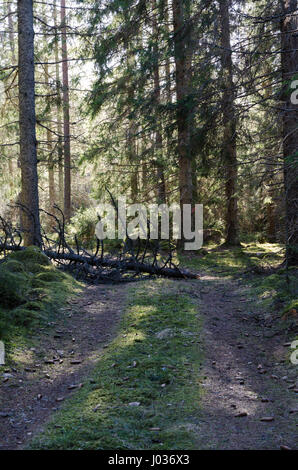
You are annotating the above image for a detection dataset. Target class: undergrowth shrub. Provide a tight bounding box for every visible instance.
[68,207,97,247]
[257,269,298,314]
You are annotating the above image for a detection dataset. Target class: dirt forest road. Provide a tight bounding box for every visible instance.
[192,274,297,450]
[0,274,297,450]
[0,284,127,450]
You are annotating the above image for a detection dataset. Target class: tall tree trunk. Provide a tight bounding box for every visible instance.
[61,0,71,221]
[8,1,23,227]
[172,0,193,245]
[128,127,138,203]
[192,158,198,203]
[54,0,64,208]
[45,62,56,208]
[7,2,16,188]
[266,203,276,243]
[280,0,298,266]
[164,0,172,105]
[164,0,173,165]
[140,127,149,198]
[126,40,138,204]
[17,0,41,246]
[152,0,166,204]
[219,0,239,246]
[8,3,16,63]
[42,3,55,208]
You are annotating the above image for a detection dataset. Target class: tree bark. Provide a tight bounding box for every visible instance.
[152,0,166,204]
[164,0,173,164]
[172,0,193,246]
[127,119,138,203]
[128,129,138,203]
[280,0,298,266]
[7,2,16,187]
[266,203,276,243]
[61,0,71,222]
[54,0,64,209]
[41,3,56,208]
[0,243,199,280]
[45,61,56,209]
[126,42,138,203]
[17,0,41,246]
[219,0,239,247]
[8,2,16,64]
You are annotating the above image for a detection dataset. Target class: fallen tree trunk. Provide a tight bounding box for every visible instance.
[0,203,200,281]
[44,249,199,279]
[0,244,199,280]
[0,244,23,253]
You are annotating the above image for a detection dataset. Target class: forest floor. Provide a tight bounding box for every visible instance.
[0,283,126,450]
[0,244,297,450]
[189,272,297,449]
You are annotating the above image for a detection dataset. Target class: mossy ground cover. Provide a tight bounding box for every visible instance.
[30,279,203,450]
[2,243,296,449]
[180,242,297,319]
[179,242,284,275]
[0,246,81,348]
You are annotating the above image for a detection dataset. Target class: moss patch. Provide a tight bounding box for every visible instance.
[179,243,284,277]
[0,246,81,342]
[30,280,203,450]
[180,243,297,322]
